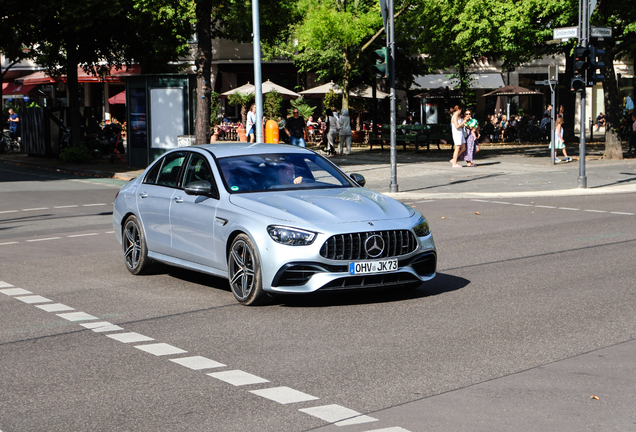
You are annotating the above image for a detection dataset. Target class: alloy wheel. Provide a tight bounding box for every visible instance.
[123,220,141,270]
[229,240,255,301]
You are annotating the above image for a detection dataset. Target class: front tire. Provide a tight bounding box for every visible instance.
[122,215,155,275]
[228,234,270,305]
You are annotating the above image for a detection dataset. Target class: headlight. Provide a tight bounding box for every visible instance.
[267,225,317,245]
[412,216,430,237]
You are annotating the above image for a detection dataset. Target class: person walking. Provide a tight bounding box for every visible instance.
[450,105,469,168]
[461,118,480,167]
[246,104,256,143]
[554,117,572,162]
[7,108,19,140]
[284,108,307,147]
[325,108,340,157]
[338,108,352,155]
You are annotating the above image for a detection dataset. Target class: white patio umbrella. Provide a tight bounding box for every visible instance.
[300,81,388,99]
[220,80,300,99]
[298,81,343,97]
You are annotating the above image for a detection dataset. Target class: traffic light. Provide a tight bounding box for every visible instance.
[573,46,591,78]
[571,46,590,92]
[588,45,605,84]
[571,76,586,92]
[373,47,389,79]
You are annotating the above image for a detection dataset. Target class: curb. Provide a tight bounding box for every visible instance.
[0,157,138,181]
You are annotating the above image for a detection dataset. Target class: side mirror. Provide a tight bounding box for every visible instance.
[184,180,213,196]
[349,173,366,187]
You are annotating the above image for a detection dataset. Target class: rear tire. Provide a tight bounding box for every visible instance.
[228,234,271,306]
[122,215,156,275]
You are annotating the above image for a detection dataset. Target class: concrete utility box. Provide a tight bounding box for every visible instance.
[126,74,196,168]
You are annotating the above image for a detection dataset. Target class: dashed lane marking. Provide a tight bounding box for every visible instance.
[134,343,188,356]
[83,203,107,207]
[208,370,270,386]
[470,199,635,216]
[54,205,79,209]
[56,312,99,322]
[106,332,155,343]
[0,210,18,214]
[1,280,413,431]
[0,231,113,247]
[22,207,49,211]
[80,321,124,333]
[169,356,226,370]
[362,428,411,432]
[15,295,52,304]
[0,203,112,214]
[35,303,74,312]
[299,404,377,425]
[250,386,319,405]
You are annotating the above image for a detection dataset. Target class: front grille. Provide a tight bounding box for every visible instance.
[320,230,417,261]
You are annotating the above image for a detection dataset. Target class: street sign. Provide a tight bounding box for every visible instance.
[591,27,612,38]
[553,27,578,40]
[379,0,388,30]
[534,80,549,85]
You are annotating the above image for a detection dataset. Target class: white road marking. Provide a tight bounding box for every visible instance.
[208,370,270,386]
[610,211,635,215]
[535,205,556,208]
[26,237,61,242]
[584,209,607,213]
[0,210,18,213]
[299,404,375,424]
[15,295,52,304]
[1,288,32,296]
[512,203,533,206]
[336,415,380,426]
[83,203,107,207]
[361,428,411,432]
[22,207,49,211]
[35,303,75,312]
[67,233,99,238]
[169,356,226,370]
[416,200,434,203]
[54,205,79,209]
[106,332,155,343]
[0,242,19,246]
[558,207,580,211]
[80,322,123,332]
[104,231,115,234]
[491,201,511,204]
[471,199,490,202]
[250,386,319,405]
[134,343,187,356]
[56,312,98,322]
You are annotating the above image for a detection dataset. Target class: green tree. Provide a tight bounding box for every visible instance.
[264,90,283,120]
[0,2,37,115]
[228,92,254,126]
[30,0,192,146]
[592,0,636,159]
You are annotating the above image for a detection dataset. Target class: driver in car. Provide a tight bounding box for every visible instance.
[278,161,303,185]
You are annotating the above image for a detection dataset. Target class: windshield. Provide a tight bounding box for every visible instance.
[218,153,355,193]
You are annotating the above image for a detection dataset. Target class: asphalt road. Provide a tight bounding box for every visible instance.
[1,162,635,432]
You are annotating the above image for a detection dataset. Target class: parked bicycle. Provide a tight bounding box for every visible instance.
[83,123,123,158]
[1,130,20,154]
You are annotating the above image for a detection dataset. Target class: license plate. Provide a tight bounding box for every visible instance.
[349,258,398,275]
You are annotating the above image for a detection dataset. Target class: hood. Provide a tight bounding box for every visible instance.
[341,109,349,116]
[229,187,414,225]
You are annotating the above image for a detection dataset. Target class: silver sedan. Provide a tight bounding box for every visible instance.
[113,143,436,305]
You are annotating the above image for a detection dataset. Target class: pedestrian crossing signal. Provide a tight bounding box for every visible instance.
[373,48,389,79]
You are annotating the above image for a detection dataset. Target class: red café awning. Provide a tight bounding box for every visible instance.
[2,81,36,96]
[108,90,126,105]
[16,65,141,86]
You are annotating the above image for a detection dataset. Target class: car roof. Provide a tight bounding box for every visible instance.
[195,143,314,158]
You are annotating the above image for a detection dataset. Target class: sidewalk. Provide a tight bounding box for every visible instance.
[2,142,636,199]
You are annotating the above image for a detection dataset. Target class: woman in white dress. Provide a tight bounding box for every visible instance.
[450,106,470,168]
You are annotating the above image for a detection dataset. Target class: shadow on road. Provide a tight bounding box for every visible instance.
[275,273,469,308]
